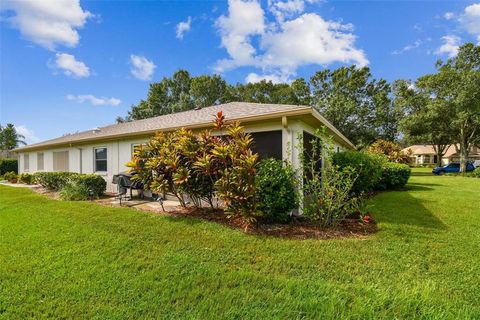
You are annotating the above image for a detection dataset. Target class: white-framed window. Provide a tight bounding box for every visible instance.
[37,153,44,171]
[24,154,29,171]
[94,147,107,172]
[53,151,69,171]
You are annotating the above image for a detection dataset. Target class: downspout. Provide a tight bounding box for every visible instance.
[77,148,82,174]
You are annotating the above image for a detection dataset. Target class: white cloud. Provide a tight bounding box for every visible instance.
[245,72,288,83]
[268,0,306,22]
[52,53,90,78]
[129,54,156,81]
[15,125,40,144]
[261,14,368,74]
[215,0,265,72]
[268,0,321,22]
[459,3,480,42]
[444,12,455,20]
[66,94,121,106]
[1,0,93,50]
[392,39,422,55]
[436,35,461,58]
[176,16,192,39]
[215,0,367,82]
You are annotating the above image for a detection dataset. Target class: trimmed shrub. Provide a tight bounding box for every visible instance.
[377,162,411,190]
[0,158,18,175]
[19,173,34,184]
[471,167,480,178]
[255,159,298,223]
[73,174,106,198]
[332,151,384,194]
[34,172,106,197]
[59,182,90,201]
[4,171,18,183]
[368,139,411,164]
[34,172,77,191]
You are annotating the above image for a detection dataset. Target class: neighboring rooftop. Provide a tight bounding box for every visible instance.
[402,144,480,158]
[15,102,351,152]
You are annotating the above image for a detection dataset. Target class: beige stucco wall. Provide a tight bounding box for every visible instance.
[17,119,349,193]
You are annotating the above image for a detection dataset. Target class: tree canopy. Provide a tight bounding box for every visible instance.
[117,43,479,163]
[0,124,26,151]
[398,43,480,170]
[118,67,394,148]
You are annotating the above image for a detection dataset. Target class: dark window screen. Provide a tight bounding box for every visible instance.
[250,131,282,160]
[303,131,323,180]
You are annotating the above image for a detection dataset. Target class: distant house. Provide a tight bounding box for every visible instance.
[14,102,354,192]
[402,144,480,166]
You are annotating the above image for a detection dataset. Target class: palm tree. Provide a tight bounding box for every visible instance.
[0,124,26,151]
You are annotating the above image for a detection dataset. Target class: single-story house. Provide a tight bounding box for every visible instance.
[402,144,480,166]
[14,102,354,193]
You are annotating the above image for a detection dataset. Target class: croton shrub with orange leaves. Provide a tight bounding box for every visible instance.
[367,139,411,164]
[127,112,260,225]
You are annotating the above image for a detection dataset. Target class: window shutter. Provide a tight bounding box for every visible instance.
[53,151,69,171]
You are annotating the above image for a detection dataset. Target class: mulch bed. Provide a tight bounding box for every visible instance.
[20,184,377,240]
[168,208,378,240]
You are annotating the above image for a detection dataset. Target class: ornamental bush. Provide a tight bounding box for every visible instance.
[471,167,480,178]
[255,159,298,223]
[377,162,411,190]
[34,172,106,197]
[19,173,34,184]
[302,164,360,226]
[34,172,77,190]
[128,112,260,226]
[0,158,18,175]
[298,129,364,226]
[59,182,90,201]
[368,139,411,164]
[73,174,106,198]
[4,171,18,183]
[332,151,384,194]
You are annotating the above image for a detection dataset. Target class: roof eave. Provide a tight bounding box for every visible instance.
[13,107,312,152]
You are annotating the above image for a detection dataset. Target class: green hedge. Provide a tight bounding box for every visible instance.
[378,162,411,190]
[74,174,107,197]
[3,171,18,182]
[255,159,298,223]
[0,158,18,175]
[33,172,77,191]
[332,151,384,194]
[33,172,106,197]
[19,173,35,184]
[470,167,480,178]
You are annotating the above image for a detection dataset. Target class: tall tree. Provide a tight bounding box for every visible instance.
[395,80,456,167]
[0,124,26,151]
[423,43,480,171]
[190,75,229,108]
[310,66,392,148]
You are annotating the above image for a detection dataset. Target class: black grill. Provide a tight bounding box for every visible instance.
[112,171,144,203]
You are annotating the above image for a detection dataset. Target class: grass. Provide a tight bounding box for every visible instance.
[1,168,479,319]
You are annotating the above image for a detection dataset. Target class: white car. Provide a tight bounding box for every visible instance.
[473,160,480,168]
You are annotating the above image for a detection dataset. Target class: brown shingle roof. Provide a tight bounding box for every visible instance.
[15,102,330,152]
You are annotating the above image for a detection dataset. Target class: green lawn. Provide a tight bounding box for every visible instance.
[1,169,479,319]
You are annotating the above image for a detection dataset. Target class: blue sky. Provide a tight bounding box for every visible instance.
[1,0,479,144]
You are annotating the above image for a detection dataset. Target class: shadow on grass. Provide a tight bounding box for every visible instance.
[370,188,447,231]
[411,171,436,177]
[406,183,442,191]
